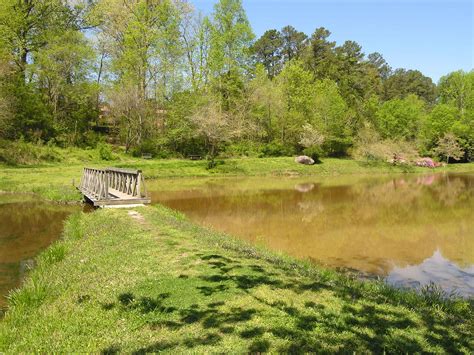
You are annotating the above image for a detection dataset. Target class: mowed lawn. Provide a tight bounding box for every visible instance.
[1,206,472,353]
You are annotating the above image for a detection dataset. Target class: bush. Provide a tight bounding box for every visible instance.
[303,146,323,163]
[130,140,157,158]
[352,139,419,163]
[322,137,353,157]
[81,131,102,148]
[259,141,295,157]
[97,142,114,161]
[224,141,261,158]
[0,139,62,165]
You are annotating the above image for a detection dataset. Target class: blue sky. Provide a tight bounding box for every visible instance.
[193,0,473,83]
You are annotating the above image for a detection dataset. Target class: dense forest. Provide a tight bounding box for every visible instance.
[0,0,472,164]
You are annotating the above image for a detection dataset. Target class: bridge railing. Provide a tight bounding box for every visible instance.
[79,167,148,201]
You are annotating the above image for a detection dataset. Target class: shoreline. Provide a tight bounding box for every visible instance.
[0,204,472,352]
[2,157,474,203]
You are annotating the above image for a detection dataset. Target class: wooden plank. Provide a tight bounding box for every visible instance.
[93,198,151,206]
[108,188,139,200]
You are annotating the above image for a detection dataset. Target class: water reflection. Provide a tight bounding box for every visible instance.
[150,173,474,297]
[386,250,474,297]
[0,196,84,309]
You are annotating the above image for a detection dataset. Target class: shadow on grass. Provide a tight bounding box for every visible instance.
[101,252,472,353]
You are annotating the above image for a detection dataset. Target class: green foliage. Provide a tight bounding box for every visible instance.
[303,146,323,163]
[248,64,284,142]
[0,0,470,167]
[434,133,464,163]
[384,69,437,103]
[312,79,353,156]
[276,60,314,145]
[206,158,225,170]
[424,104,460,142]
[9,79,55,141]
[280,25,307,62]
[224,141,261,157]
[208,0,255,76]
[438,70,474,112]
[322,136,353,157]
[375,95,426,140]
[0,139,62,165]
[259,141,295,157]
[0,0,96,143]
[97,142,114,161]
[251,29,283,78]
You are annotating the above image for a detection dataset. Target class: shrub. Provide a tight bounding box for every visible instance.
[97,142,114,161]
[353,139,419,163]
[224,141,261,157]
[259,141,295,157]
[81,131,102,148]
[0,139,62,165]
[303,146,323,163]
[206,158,225,170]
[130,140,157,158]
[322,137,353,157]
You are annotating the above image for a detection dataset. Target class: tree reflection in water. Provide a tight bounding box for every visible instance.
[150,172,474,297]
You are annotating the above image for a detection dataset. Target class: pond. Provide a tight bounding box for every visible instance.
[0,195,86,311]
[148,172,474,298]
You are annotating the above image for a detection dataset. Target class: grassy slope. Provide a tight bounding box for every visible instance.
[2,156,474,202]
[0,207,472,353]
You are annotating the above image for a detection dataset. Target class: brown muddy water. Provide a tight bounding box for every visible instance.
[149,173,474,298]
[0,195,86,310]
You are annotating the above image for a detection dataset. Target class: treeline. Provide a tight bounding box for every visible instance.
[0,0,472,163]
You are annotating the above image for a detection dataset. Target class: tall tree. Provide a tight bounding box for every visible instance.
[375,94,426,140]
[438,70,474,115]
[384,69,436,104]
[276,60,315,146]
[312,79,353,156]
[248,64,284,141]
[0,0,87,79]
[208,0,254,110]
[34,30,97,144]
[0,56,13,138]
[280,25,307,63]
[97,0,185,147]
[180,9,212,91]
[334,40,365,106]
[208,0,254,77]
[367,52,391,80]
[303,27,337,80]
[251,29,283,78]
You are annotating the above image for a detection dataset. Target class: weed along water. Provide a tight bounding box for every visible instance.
[0,195,86,310]
[149,172,474,297]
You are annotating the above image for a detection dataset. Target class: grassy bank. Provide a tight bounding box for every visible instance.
[1,206,472,352]
[2,154,474,202]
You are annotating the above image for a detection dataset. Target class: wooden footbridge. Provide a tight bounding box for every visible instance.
[78,167,151,207]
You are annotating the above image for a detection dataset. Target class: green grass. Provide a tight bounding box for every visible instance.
[0,206,472,353]
[2,153,474,202]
